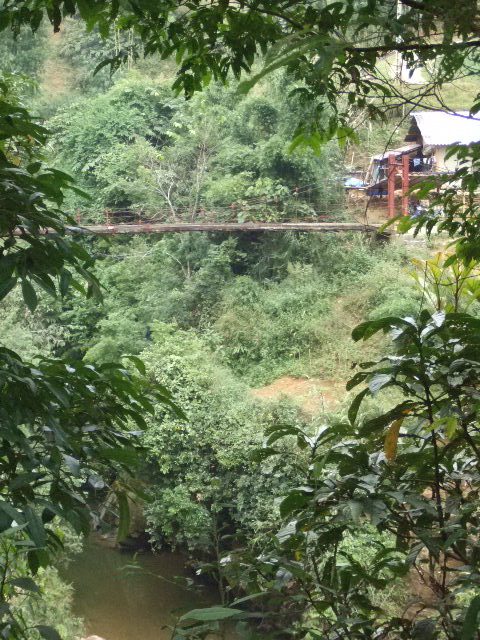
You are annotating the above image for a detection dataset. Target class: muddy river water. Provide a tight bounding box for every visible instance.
[63,537,215,640]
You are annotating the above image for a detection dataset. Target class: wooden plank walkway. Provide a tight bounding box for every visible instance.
[60,222,386,235]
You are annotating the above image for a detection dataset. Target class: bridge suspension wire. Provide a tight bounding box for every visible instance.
[72,178,349,225]
[73,180,343,214]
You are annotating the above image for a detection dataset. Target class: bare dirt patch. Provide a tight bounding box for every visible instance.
[251,376,344,416]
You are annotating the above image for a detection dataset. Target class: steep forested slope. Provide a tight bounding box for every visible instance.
[4,11,480,639]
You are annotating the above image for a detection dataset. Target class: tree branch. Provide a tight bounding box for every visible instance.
[346,39,480,55]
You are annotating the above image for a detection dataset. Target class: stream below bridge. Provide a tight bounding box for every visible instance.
[62,535,216,640]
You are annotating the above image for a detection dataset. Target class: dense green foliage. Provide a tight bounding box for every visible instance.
[182,269,480,639]
[44,232,418,385]
[141,323,299,553]
[3,0,479,145]
[48,70,343,221]
[0,26,177,640]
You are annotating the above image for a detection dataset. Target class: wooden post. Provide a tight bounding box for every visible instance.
[402,154,410,216]
[387,153,396,218]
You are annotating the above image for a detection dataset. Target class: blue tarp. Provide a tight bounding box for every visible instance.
[344,177,366,188]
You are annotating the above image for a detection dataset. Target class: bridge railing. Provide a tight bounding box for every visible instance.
[72,180,352,227]
[73,207,347,227]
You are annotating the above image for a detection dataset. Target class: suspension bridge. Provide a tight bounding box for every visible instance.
[51,185,387,235]
[21,180,393,236]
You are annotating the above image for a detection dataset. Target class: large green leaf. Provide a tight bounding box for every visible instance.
[10,577,40,593]
[36,626,62,640]
[180,607,244,622]
[348,387,369,425]
[21,279,38,312]
[352,317,413,342]
[359,402,416,435]
[461,596,480,640]
[24,506,47,548]
[280,489,312,518]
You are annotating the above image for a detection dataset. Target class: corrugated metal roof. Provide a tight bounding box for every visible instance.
[411,111,480,146]
[372,143,421,161]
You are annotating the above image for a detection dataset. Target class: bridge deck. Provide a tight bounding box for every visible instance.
[61,222,386,235]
